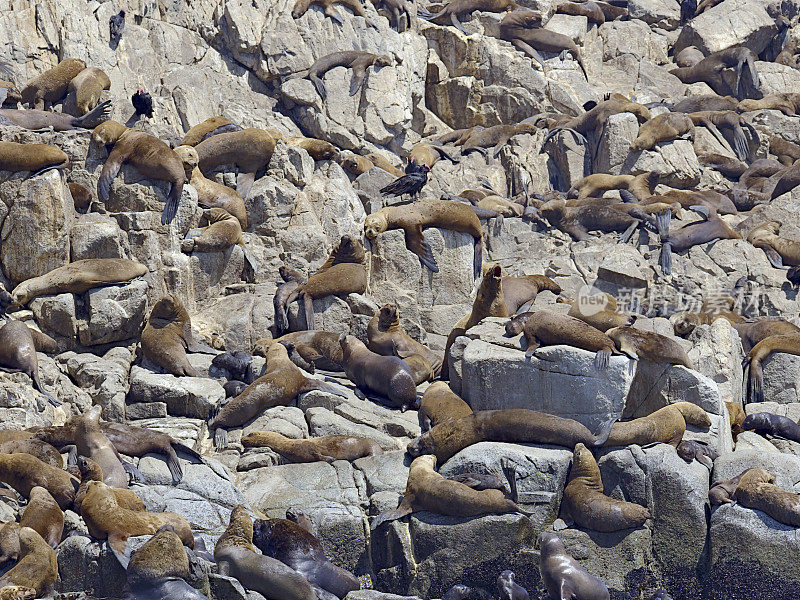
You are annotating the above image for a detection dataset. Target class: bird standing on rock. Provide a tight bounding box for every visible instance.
[109,10,126,47]
[380,162,430,202]
[132,89,153,117]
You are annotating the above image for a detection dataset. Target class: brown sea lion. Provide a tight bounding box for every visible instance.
[339,152,377,176]
[73,456,145,514]
[0,439,61,469]
[419,0,518,31]
[631,113,694,151]
[181,208,244,253]
[0,528,57,596]
[521,309,617,369]
[606,326,693,368]
[734,468,800,527]
[567,172,659,202]
[670,47,760,100]
[364,200,484,277]
[20,58,86,109]
[602,402,711,447]
[407,409,612,463]
[0,101,111,131]
[556,1,605,23]
[669,310,739,338]
[687,110,758,162]
[363,152,404,176]
[0,523,21,566]
[539,532,609,600]
[726,401,746,440]
[92,120,186,224]
[181,116,242,146]
[760,158,800,200]
[732,318,800,353]
[747,221,800,267]
[418,381,473,431]
[642,189,737,215]
[738,93,800,116]
[339,334,419,410]
[709,470,748,505]
[367,303,443,378]
[215,506,316,600]
[562,443,650,532]
[261,331,345,371]
[242,431,382,462]
[675,46,705,68]
[744,334,800,403]
[500,274,560,314]
[0,320,59,407]
[68,181,92,212]
[66,67,110,115]
[273,267,307,335]
[141,294,216,379]
[407,142,460,169]
[670,95,739,114]
[19,486,62,549]
[74,406,127,488]
[459,123,539,159]
[209,341,346,448]
[768,135,800,167]
[194,128,276,200]
[304,51,392,100]
[292,0,371,24]
[0,141,68,174]
[174,144,247,228]
[697,152,748,179]
[540,197,657,242]
[281,136,340,162]
[371,454,529,529]
[560,292,633,333]
[656,209,742,275]
[370,0,415,31]
[0,453,77,510]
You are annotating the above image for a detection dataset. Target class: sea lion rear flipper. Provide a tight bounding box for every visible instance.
[731,124,749,162]
[405,227,439,273]
[697,454,714,470]
[214,428,229,450]
[450,12,465,32]
[161,181,183,225]
[417,6,435,18]
[594,349,611,370]
[108,533,131,569]
[98,145,126,202]
[592,414,618,446]
[349,69,367,97]
[74,99,113,129]
[473,238,483,280]
[64,445,78,465]
[371,497,414,530]
[165,447,184,484]
[512,39,546,72]
[761,245,784,268]
[302,292,316,330]
[524,338,540,358]
[656,210,672,275]
[619,221,638,243]
[122,460,146,483]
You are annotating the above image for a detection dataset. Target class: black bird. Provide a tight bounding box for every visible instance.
[131,89,153,117]
[110,10,126,46]
[788,266,800,289]
[381,163,430,201]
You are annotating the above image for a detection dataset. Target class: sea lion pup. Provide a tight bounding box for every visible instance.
[631,113,694,151]
[670,47,760,99]
[19,57,85,109]
[602,401,711,447]
[73,456,145,514]
[676,439,718,469]
[539,532,609,600]
[80,479,193,565]
[211,350,254,382]
[74,405,128,489]
[124,525,210,600]
[567,172,659,202]
[419,0,518,31]
[339,334,419,410]
[241,431,382,462]
[656,208,741,275]
[372,454,529,529]
[9,258,147,307]
[141,294,216,378]
[0,101,111,132]
[408,409,612,463]
[0,528,57,597]
[747,221,800,267]
[709,470,749,505]
[302,51,392,100]
[0,320,59,407]
[19,486,63,549]
[367,303,443,378]
[66,66,110,115]
[181,116,242,146]
[734,468,800,527]
[0,454,77,510]
[216,506,316,600]
[174,144,247,228]
[263,330,345,371]
[498,274,561,314]
[769,135,800,167]
[687,110,759,161]
[292,0,370,24]
[556,1,605,23]
[521,309,617,369]
[675,46,704,68]
[741,412,800,443]
[0,439,61,469]
[285,235,368,330]
[642,189,737,215]
[209,341,345,448]
[68,181,93,212]
[91,120,186,224]
[496,570,530,600]
[539,197,658,242]
[364,199,484,277]
[181,208,244,253]
[498,10,588,79]
[0,141,68,174]
[562,443,650,532]
[194,128,276,200]
[606,326,693,368]
[418,381,473,431]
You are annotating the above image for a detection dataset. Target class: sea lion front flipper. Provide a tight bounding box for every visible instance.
[405,227,439,273]
[512,39,546,72]
[311,73,328,99]
[524,338,540,357]
[107,533,131,569]
[302,292,316,330]
[236,171,256,201]
[122,460,146,483]
[98,144,127,203]
[64,445,78,466]
[302,379,348,398]
[619,221,639,243]
[214,428,229,450]
[450,12,465,32]
[371,497,414,530]
[473,237,483,280]
[165,447,184,484]
[349,68,367,96]
[324,4,345,24]
[697,454,714,470]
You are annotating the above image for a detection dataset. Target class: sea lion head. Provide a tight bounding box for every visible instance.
[83,404,102,425]
[149,294,185,323]
[628,102,652,124]
[378,304,399,330]
[505,312,533,336]
[540,198,565,224]
[505,9,542,28]
[406,432,435,457]
[375,54,393,68]
[252,338,271,358]
[740,468,775,486]
[364,212,389,239]
[670,312,701,337]
[284,507,314,532]
[77,455,103,482]
[241,431,280,448]
[538,531,565,555]
[174,144,200,174]
[203,207,234,225]
[91,120,127,147]
[332,234,366,264]
[442,584,472,600]
[218,505,255,549]
[475,264,503,304]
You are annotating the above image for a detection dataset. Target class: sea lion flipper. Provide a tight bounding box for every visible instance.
[349,69,366,97]
[122,460,146,483]
[161,181,182,225]
[405,227,439,273]
[324,5,345,24]
[302,292,316,330]
[165,447,184,484]
[619,221,638,243]
[98,144,126,202]
[304,379,348,398]
[762,245,784,268]
[214,428,229,449]
[594,349,611,370]
[450,12,465,32]
[524,338,540,358]
[371,497,414,530]
[107,533,131,569]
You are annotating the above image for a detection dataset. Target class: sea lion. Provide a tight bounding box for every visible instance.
[305,51,392,99]
[252,516,360,598]
[371,454,529,529]
[407,142,460,168]
[211,350,254,383]
[92,120,186,224]
[656,209,741,275]
[262,331,345,371]
[669,308,743,337]
[0,101,111,131]
[642,189,737,215]
[174,145,247,228]
[0,439,61,469]
[670,47,760,99]
[602,402,711,447]
[292,0,371,24]
[631,113,694,151]
[284,235,367,330]
[0,528,57,597]
[241,431,382,462]
[215,506,316,600]
[9,258,147,307]
[709,470,748,505]
[741,412,800,443]
[407,409,612,463]
[419,0,518,31]
[760,158,800,200]
[67,67,110,115]
[74,405,127,488]
[19,486,63,549]
[697,152,748,179]
[73,455,145,514]
[339,152,378,176]
[356,152,402,177]
[364,199,483,277]
[367,303,443,378]
[747,221,800,267]
[499,10,588,78]
[732,318,800,354]
[497,570,530,600]
[539,532,609,600]
[739,93,800,116]
[0,80,21,107]
[726,401,746,439]
[209,341,346,448]
[744,334,800,403]
[0,320,59,406]
[564,293,634,332]
[562,443,650,532]
[194,128,276,200]
[0,141,68,174]
[557,1,605,23]
[676,440,718,469]
[521,309,617,369]
[671,95,740,114]
[339,334,419,411]
[675,46,705,68]
[273,266,307,334]
[0,522,22,565]
[768,135,800,166]
[369,0,414,31]
[539,197,657,242]
[68,181,92,212]
[418,381,473,431]
[687,110,758,161]
[181,116,242,146]
[734,468,800,527]
[567,172,659,202]
[280,136,340,162]
[459,123,539,158]
[181,208,244,253]
[606,326,693,368]
[20,58,86,109]
[0,453,77,510]
[498,274,561,314]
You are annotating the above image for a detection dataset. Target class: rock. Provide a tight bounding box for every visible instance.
[674,0,778,55]
[58,349,132,421]
[78,279,149,346]
[70,212,129,260]
[127,366,225,419]
[687,319,744,408]
[629,0,681,29]
[625,140,701,188]
[306,407,406,451]
[595,112,640,175]
[30,293,78,339]
[760,352,800,404]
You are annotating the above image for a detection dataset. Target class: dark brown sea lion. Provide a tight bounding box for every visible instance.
[567,172,659,202]
[367,303,443,378]
[631,113,694,151]
[0,320,59,406]
[369,0,414,30]
[0,101,111,131]
[675,46,704,68]
[339,334,419,411]
[92,120,186,224]
[539,532,610,600]
[697,152,748,179]
[407,409,612,463]
[0,528,57,596]
[760,158,800,200]
[562,443,650,532]
[687,110,758,161]
[741,412,800,444]
[253,516,360,599]
[0,439,61,469]
[747,221,800,267]
[19,486,63,549]
[539,197,657,242]
[68,181,92,212]
[676,439,718,469]
[670,47,760,100]
[361,152,405,176]
[364,200,484,277]
[656,209,742,275]
[273,267,307,336]
[768,135,800,166]
[261,330,344,371]
[20,58,86,109]
[642,189,737,215]
[73,456,145,514]
[602,402,711,447]
[734,468,800,527]
[181,116,242,146]
[241,430,382,462]
[74,405,127,488]
[606,326,693,368]
[292,0,371,24]
[181,208,244,253]
[67,67,110,115]
[521,309,617,369]
[215,506,316,600]
[305,51,392,99]
[0,453,77,510]
[419,0,518,31]
[557,1,605,23]
[418,381,473,431]
[0,141,68,174]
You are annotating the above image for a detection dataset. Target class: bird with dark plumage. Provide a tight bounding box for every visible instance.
[109,10,126,45]
[131,89,153,117]
[788,266,800,289]
[381,163,430,201]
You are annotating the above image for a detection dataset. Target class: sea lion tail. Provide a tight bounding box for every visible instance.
[31,370,61,407]
[656,210,672,275]
[370,501,413,530]
[74,99,113,128]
